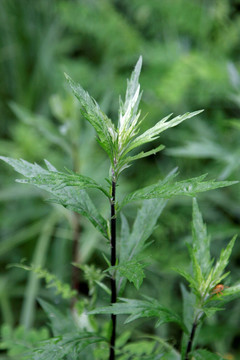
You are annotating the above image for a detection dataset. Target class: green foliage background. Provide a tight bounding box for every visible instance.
[1,0,240,358]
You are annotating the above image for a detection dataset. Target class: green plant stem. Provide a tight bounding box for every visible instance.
[185,319,198,360]
[109,179,117,360]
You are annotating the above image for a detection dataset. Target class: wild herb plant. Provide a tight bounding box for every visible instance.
[91,198,240,360]
[0,57,239,359]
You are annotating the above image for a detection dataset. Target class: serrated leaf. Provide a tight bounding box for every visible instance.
[173,267,198,292]
[0,324,49,358]
[117,197,167,293]
[188,247,204,294]
[212,235,237,280]
[0,157,107,194]
[65,73,116,161]
[28,332,106,360]
[0,157,109,238]
[120,173,238,208]
[89,297,186,331]
[125,110,204,154]
[118,144,165,172]
[191,349,225,359]
[106,259,146,290]
[120,198,167,261]
[205,283,240,310]
[222,283,240,296]
[117,338,174,360]
[202,306,224,318]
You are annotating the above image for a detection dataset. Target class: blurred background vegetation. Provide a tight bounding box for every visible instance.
[1,0,240,358]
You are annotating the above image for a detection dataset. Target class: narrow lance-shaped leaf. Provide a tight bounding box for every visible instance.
[117,144,165,174]
[124,110,204,156]
[117,197,167,293]
[120,198,167,262]
[118,56,142,149]
[187,246,205,296]
[212,235,237,281]
[192,198,211,275]
[173,267,198,293]
[65,73,116,162]
[0,157,109,238]
[89,297,187,332]
[120,173,238,208]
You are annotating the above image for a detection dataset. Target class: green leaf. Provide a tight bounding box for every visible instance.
[173,267,198,293]
[118,144,165,172]
[106,259,146,290]
[120,173,238,208]
[117,197,167,293]
[223,283,240,296]
[118,56,142,140]
[192,198,211,275]
[0,157,109,238]
[119,198,167,262]
[0,324,49,358]
[0,157,106,194]
[212,235,237,281]
[191,349,225,359]
[204,283,240,311]
[187,245,204,295]
[28,332,106,360]
[117,338,177,360]
[89,297,186,331]
[125,110,204,154]
[65,73,116,161]
[38,299,77,336]
[202,306,224,318]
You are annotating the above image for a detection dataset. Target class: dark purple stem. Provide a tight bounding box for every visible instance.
[109,179,117,360]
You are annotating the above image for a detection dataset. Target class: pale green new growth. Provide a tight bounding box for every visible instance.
[65,56,204,178]
[118,56,142,149]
